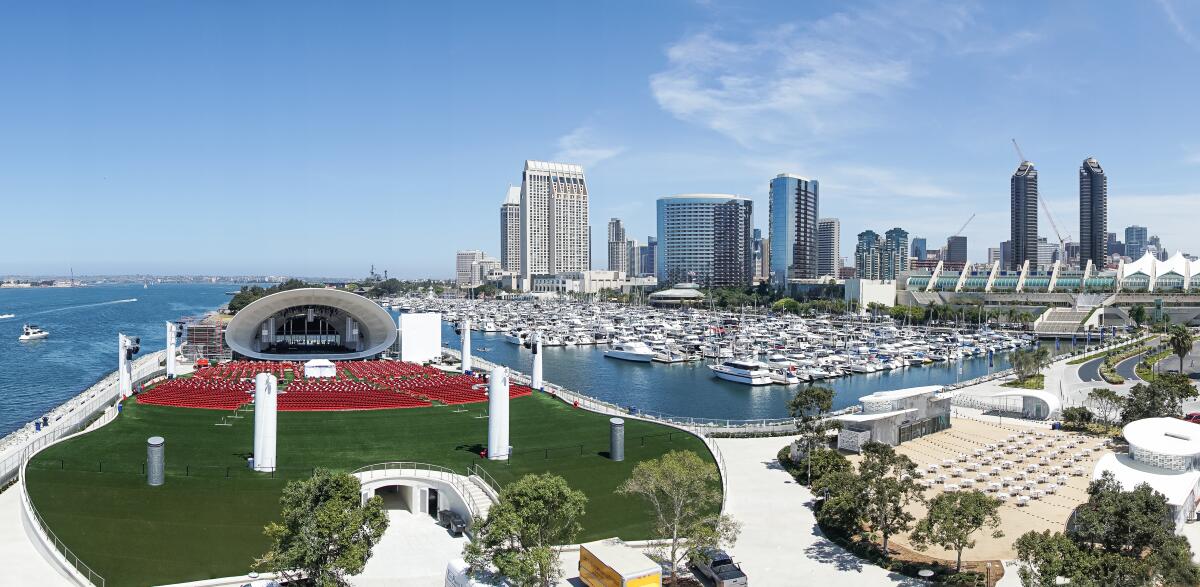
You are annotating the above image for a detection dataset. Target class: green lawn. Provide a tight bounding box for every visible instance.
[25,393,716,587]
[1001,374,1045,389]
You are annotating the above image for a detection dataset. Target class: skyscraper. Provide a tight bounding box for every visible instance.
[657,194,754,287]
[500,186,521,272]
[1079,157,1108,268]
[607,218,627,272]
[911,237,928,262]
[640,236,657,277]
[817,218,841,278]
[1107,232,1123,257]
[768,174,818,285]
[946,235,968,265]
[1125,225,1148,259]
[752,229,766,281]
[626,238,640,276]
[456,250,485,287]
[1010,160,1039,270]
[883,227,909,279]
[519,161,590,284]
[855,230,882,280]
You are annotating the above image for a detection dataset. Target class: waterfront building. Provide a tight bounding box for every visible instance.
[911,237,927,262]
[835,386,950,451]
[1125,225,1148,260]
[1079,157,1108,268]
[768,174,818,286]
[607,218,627,272]
[1093,417,1200,532]
[817,218,841,278]
[838,266,856,280]
[500,186,521,272]
[1010,160,1039,270]
[883,228,909,279]
[471,256,501,288]
[225,288,399,360]
[946,235,967,265]
[530,270,656,296]
[656,194,754,287]
[855,230,882,280]
[520,161,590,285]
[456,250,485,287]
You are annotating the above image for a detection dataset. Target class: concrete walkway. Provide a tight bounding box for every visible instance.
[352,507,467,587]
[714,435,919,586]
[0,483,73,586]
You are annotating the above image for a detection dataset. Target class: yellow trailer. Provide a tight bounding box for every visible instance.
[578,539,662,587]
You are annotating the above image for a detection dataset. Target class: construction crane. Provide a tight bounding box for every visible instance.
[1011,138,1027,163]
[952,213,976,238]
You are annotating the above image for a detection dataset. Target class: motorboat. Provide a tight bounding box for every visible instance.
[19,324,48,341]
[604,341,655,362]
[709,359,774,385]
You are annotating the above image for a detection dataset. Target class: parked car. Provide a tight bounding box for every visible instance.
[1183,413,1200,424]
[693,548,747,587]
[437,509,468,536]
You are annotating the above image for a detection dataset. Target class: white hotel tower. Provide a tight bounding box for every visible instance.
[519,160,590,287]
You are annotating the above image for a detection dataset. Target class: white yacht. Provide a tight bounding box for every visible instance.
[19,324,48,341]
[709,359,774,385]
[604,341,656,362]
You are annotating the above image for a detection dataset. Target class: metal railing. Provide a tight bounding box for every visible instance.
[468,463,502,499]
[19,478,107,586]
[351,461,485,520]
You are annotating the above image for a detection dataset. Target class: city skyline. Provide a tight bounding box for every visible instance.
[4,1,1200,277]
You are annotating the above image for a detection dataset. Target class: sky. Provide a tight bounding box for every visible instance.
[2,0,1199,278]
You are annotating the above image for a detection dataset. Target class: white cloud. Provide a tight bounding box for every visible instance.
[649,1,987,146]
[553,126,625,168]
[1158,0,1200,50]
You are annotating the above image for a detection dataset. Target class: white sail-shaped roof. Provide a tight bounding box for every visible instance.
[1160,251,1190,278]
[1123,252,1158,278]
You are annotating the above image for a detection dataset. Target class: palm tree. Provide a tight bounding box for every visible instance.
[1168,325,1194,373]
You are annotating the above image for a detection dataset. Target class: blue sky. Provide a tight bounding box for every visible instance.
[2,0,1199,278]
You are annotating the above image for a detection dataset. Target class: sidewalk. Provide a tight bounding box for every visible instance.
[0,483,73,586]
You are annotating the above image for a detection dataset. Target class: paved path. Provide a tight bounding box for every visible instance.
[1077,356,1105,383]
[352,507,467,587]
[0,484,73,586]
[714,435,919,586]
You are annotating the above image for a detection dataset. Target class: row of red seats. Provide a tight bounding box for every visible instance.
[277,390,432,411]
[339,360,439,379]
[137,378,253,410]
[192,360,298,381]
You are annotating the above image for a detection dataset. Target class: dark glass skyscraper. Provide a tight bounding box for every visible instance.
[946,236,968,264]
[1010,161,1038,270]
[1079,157,1107,268]
[768,174,818,285]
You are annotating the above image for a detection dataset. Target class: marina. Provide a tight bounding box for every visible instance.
[396,298,1030,420]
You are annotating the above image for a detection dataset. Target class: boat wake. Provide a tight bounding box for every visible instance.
[0,313,14,320]
[25,298,138,316]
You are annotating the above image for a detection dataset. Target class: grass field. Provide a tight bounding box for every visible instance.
[25,393,717,587]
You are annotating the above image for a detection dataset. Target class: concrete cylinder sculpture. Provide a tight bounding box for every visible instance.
[487,366,510,460]
[147,436,165,486]
[610,418,625,461]
[461,318,472,374]
[253,373,278,472]
[531,331,543,390]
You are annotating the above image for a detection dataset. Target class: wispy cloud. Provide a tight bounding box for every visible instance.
[554,126,625,168]
[649,1,983,146]
[1158,0,1200,50]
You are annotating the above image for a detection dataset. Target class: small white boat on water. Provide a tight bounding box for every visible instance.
[0,313,14,320]
[19,324,48,341]
[709,359,774,385]
[604,341,656,362]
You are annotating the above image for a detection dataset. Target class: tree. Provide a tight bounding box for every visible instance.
[1129,304,1147,327]
[465,473,587,586]
[1168,325,1194,373]
[617,450,740,584]
[911,490,1003,572]
[1061,406,1094,429]
[255,469,389,586]
[1087,387,1121,432]
[791,446,851,487]
[857,442,924,555]
[1011,347,1050,384]
[787,385,839,484]
[771,297,801,314]
[1120,372,1199,423]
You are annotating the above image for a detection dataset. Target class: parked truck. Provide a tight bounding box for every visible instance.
[693,549,747,587]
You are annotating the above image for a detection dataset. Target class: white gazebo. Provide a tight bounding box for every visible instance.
[303,358,337,379]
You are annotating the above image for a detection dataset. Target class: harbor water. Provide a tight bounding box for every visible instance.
[0,283,230,436]
[436,322,1016,421]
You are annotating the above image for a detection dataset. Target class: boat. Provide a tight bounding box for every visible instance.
[19,324,49,341]
[604,341,656,362]
[708,359,774,385]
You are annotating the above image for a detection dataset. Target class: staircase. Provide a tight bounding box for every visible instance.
[462,478,494,519]
[1033,308,1094,335]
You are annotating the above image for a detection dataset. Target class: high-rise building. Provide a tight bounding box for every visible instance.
[456,250,485,287]
[883,227,909,279]
[999,240,1011,269]
[625,238,640,276]
[752,229,766,281]
[607,218,627,272]
[1037,237,1058,268]
[640,236,657,277]
[911,237,928,262]
[1149,235,1166,260]
[1107,232,1123,258]
[500,186,521,272]
[946,235,968,265]
[987,247,1001,265]
[768,174,818,285]
[519,161,590,284]
[817,218,841,278]
[1010,161,1038,270]
[657,194,754,287]
[1079,157,1108,268]
[855,231,883,280]
[1125,225,1148,259]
